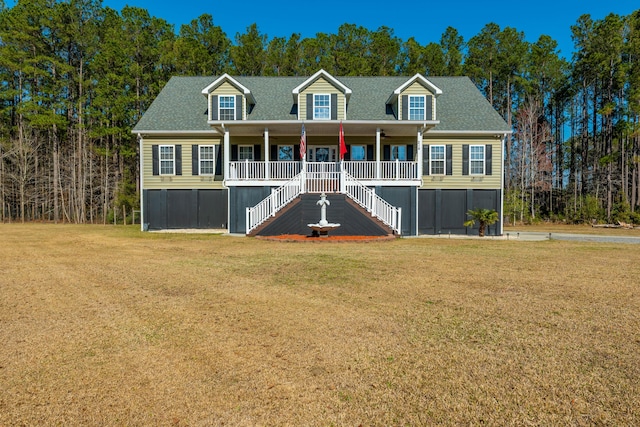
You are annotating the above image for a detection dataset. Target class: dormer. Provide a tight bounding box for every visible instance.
[292,69,352,121]
[201,74,256,121]
[387,74,442,121]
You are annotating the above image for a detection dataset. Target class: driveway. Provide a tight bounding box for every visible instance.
[510,231,640,244]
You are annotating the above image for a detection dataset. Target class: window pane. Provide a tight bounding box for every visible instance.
[239,145,253,160]
[314,94,330,119]
[391,145,406,160]
[200,146,214,175]
[278,145,293,161]
[219,96,235,120]
[409,95,425,120]
[159,146,174,175]
[430,145,445,174]
[470,146,484,174]
[351,145,365,161]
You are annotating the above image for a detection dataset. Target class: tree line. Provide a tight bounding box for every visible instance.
[1,0,640,225]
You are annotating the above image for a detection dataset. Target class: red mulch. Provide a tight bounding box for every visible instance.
[255,234,397,242]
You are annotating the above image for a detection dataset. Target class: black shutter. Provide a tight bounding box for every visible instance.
[294,144,301,161]
[211,95,218,120]
[426,95,433,120]
[175,145,182,175]
[270,144,277,160]
[215,145,222,176]
[231,145,238,161]
[192,145,199,175]
[152,145,159,175]
[485,144,492,175]
[367,145,374,161]
[306,93,313,120]
[423,144,429,176]
[446,145,453,175]
[235,94,242,120]
[407,145,414,161]
[383,145,391,161]
[254,144,261,161]
[402,95,408,120]
[462,144,469,176]
[344,146,350,161]
[331,93,338,120]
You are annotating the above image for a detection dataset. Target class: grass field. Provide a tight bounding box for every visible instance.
[1,224,639,425]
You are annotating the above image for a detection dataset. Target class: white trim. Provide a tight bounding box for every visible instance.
[159,144,175,175]
[218,95,236,121]
[138,134,144,231]
[133,130,220,136]
[292,69,352,100]
[429,144,446,176]
[201,73,256,104]
[500,134,506,235]
[427,130,512,136]
[408,94,426,121]
[238,144,254,161]
[393,74,443,97]
[313,93,331,120]
[199,145,216,175]
[469,144,485,175]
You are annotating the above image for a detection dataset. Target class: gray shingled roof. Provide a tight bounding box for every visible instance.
[133,75,511,133]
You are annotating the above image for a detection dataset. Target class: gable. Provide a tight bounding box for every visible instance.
[298,77,347,120]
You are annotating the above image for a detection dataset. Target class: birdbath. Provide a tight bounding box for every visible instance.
[307,193,341,237]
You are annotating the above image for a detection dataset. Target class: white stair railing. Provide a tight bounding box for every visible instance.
[246,172,304,234]
[343,171,402,235]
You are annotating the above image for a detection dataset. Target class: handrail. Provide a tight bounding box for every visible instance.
[245,172,304,234]
[343,171,402,235]
[246,166,403,236]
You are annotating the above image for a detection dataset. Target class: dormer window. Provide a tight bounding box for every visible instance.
[409,95,426,120]
[219,96,236,120]
[314,94,331,120]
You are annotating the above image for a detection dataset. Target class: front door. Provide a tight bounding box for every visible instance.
[308,146,337,162]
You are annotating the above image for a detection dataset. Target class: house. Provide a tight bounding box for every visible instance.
[133,69,511,236]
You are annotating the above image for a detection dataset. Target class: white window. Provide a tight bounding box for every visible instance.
[278,145,293,161]
[314,94,330,120]
[219,95,235,120]
[159,145,175,175]
[409,95,425,120]
[391,145,406,161]
[351,145,366,161]
[430,145,445,175]
[199,145,215,175]
[239,145,253,161]
[470,145,485,175]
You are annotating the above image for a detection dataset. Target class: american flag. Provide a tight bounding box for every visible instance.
[300,124,306,160]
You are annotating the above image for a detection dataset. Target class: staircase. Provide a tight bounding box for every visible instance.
[245,166,402,236]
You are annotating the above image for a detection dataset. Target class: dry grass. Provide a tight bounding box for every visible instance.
[1,224,639,426]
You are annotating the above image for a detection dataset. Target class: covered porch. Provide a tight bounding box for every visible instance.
[215,121,435,186]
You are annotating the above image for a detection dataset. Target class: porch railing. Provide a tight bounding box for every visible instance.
[245,172,304,235]
[229,160,418,181]
[305,162,340,193]
[343,171,402,235]
[245,165,404,236]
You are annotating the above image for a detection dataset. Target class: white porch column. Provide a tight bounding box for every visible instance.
[376,128,381,179]
[223,127,230,181]
[417,128,423,178]
[264,128,270,180]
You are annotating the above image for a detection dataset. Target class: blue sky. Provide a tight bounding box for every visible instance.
[5,0,640,59]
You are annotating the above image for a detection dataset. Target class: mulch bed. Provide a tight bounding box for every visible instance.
[255,234,397,242]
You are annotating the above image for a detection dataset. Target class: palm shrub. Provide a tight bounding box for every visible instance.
[464,208,499,237]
